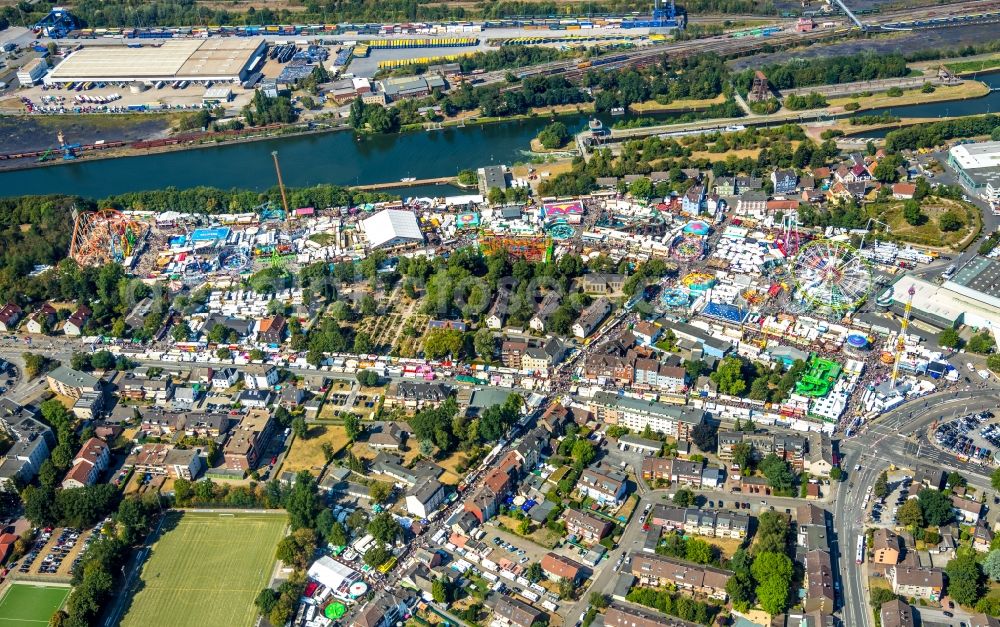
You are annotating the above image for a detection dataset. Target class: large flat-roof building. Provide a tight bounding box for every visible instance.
[879,263,1000,331]
[361,209,424,250]
[949,141,1000,202]
[46,38,266,85]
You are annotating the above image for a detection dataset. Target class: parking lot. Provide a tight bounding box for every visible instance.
[13,521,105,578]
[869,473,913,527]
[932,410,995,464]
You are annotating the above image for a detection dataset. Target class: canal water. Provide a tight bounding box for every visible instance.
[3,72,1000,198]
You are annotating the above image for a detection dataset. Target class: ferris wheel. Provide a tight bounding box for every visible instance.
[791,240,874,312]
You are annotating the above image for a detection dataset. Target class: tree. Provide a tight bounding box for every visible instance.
[727,571,755,612]
[968,331,995,355]
[353,332,373,354]
[432,577,451,603]
[946,553,985,606]
[672,489,694,507]
[423,328,464,359]
[292,416,308,439]
[759,454,795,493]
[474,328,495,361]
[368,512,401,544]
[276,528,317,569]
[326,521,349,547]
[70,352,92,371]
[589,592,609,609]
[21,353,49,378]
[984,549,1000,582]
[525,562,544,583]
[629,177,654,200]
[918,488,955,526]
[992,466,1000,491]
[285,471,321,530]
[902,200,925,226]
[343,413,362,442]
[756,575,791,615]
[255,588,279,616]
[364,543,392,567]
[558,577,575,600]
[897,499,924,528]
[369,481,392,504]
[571,440,596,466]
[711,356,747,396]
[321,442,336,464]
[488,187,506,205]
[939,211,964,232]
[946,471,967,489]
[939,328,961,349]
[536,121,570,149]
[731,442,753,471]
[690,421,717,453]
[91,350,116,370]
[685,538,715,564]
[356,369,380,387]
[868,473,889,502]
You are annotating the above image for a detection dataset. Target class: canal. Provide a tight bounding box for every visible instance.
[3,72,1000,198]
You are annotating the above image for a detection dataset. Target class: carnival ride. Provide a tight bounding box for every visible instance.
[791,240,874,313]
[547,221,576,240]
[69,209,149,267]
[660,288,689,308]
[478,231,550,262]
[681,272,716,293]
[672,234,705,262]
[794,355,842,397]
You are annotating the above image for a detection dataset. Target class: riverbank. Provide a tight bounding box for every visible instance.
[825,80,990,114]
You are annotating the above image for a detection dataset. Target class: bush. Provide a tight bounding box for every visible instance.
[887,86,904,97]
[843,101,861,111]
[938,211,964,232]
[536,122,570,149]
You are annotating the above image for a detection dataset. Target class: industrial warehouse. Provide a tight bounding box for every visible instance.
[44,38,267,84]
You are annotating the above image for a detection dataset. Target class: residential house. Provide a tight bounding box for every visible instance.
[63,305,92,336]
[0,303,22,333]
[952,495,983,523]
[486,290,510,330]
[892,183,916,199]
[61,437,110,489]
[490,595,546,627]
[740,476,771,495]
[633,321,662,346]
[541,553,584,583]
[589,391,704,441]
[973,522,995,553]
[682,186,705,214]
[582,274,625,296]
[388,381,451,409]
[604,603,691,627]
[734,190,767,219]
[804,433,835,476]
[872,529,901,565]
[25,303,56,334]
[242,364,279,390]
[880,599,915,627]
[717,431,807,470]
[118,376,173,403]
[46,365,101,399]
[529,291,562,332]
[630,552,732,599]
[572,297,611,339]
[71,392,103,421]
[202,314,253,340]
[563,508,613,542]
[735,176,763,192]
[171,386,197,411]
[125,443,203,479]
[803,550,835,613]
[351,589,417,627]
[578,463,628,505]
[650,505,749,539]
[372,452,444,487]
[0,401,55,490]
[257,315,287,344]
[222,410,273,472]
[501,340,529,369]
[888,567,944,601]
[237,389,272,408]
[771,169,798,195]
[714,176,736,196]
[464,486,501,523]
[405,477,447,518]
[633,359,686,393]
[368,422,406,450]
[521,338,566,372]
[211,367,240,389]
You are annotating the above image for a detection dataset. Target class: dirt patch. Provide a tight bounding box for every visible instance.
[881,197,980,249]
[436,450,470,485]
[0,115,173,160]
[281,425,349,475]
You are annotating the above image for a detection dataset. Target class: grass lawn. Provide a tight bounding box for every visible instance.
[435,450,470,485]
[826,80,989,113]
[630,94,727,113]
[281,424,349,474]
[881,198,981,249]
[0,583,70,626]
[120,511,286,627]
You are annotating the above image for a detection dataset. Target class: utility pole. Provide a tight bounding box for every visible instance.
[271,150,290,222]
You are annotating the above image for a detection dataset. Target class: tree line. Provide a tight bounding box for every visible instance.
[735,52,910,91]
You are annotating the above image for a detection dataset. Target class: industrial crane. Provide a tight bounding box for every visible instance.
[890,284,916,388]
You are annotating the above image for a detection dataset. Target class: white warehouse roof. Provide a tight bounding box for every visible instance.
[306,556,362,595]
[361,209,424,249]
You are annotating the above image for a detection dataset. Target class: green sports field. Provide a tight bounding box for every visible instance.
[120,512,287,627]
[0,583,70,626]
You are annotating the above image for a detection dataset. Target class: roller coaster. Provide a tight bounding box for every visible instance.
[69,209,149,267]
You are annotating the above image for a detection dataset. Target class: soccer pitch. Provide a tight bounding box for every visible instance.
[0,583,70,626]
[120,511,287,627]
